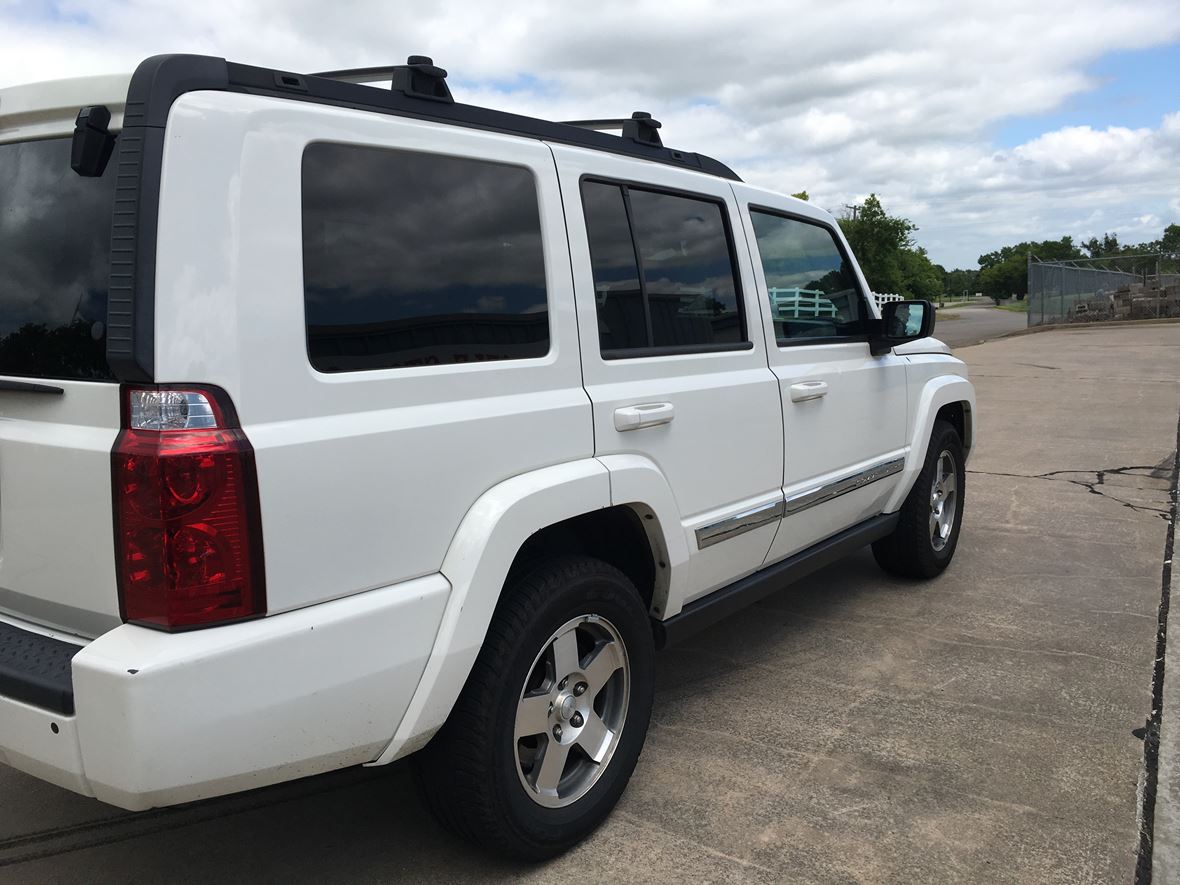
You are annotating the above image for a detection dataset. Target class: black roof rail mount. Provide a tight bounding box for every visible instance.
[390,56,453,103]
[623,112,662,147]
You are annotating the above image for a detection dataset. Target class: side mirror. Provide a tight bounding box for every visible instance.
[871,300,935,355]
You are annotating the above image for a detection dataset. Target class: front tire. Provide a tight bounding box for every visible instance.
[872,419,966,578]
[416,556,655,860]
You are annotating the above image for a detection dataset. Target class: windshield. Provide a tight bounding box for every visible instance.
[0,136,115,380]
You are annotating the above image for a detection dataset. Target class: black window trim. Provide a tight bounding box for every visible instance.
[581,174,753,360]
[747,203,877,349]
[300,140,552,375]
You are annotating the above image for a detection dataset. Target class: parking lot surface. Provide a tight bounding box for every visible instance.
[934,305,1028,347]
[2,324,1177,883]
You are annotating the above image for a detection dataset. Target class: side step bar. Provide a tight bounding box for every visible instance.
[652,512,900,649]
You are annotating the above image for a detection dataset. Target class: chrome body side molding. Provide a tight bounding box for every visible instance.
[784,457,905,516]
[695,500,784,550]
[693,456,904,550]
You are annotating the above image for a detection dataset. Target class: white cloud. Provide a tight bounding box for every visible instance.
[1,0,1178,266]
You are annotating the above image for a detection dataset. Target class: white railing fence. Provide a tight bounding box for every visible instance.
[768,287,838,319]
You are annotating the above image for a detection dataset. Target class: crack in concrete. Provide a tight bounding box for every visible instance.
[968,458,1175,518]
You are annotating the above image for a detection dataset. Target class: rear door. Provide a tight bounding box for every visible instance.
[0,133,123,637]
[551,145,784,611]
[732,188,909,562]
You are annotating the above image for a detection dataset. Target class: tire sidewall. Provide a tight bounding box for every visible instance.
[487,563,654,851]
[926,424,966,565]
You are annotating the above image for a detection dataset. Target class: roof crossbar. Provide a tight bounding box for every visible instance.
[314,56,453,103]
[563,111,663,147]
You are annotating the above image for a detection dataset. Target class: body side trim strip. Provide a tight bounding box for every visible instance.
[785,456,905,516]
[695,499,784,550]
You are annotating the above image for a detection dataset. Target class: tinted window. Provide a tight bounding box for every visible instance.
[750,210,868,342]
[582,182,645,351]
[581,182,745,355]
[629,189,742,348]
[302,143,549,372]
[0,137,115,380]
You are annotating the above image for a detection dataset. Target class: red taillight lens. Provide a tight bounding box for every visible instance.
[112,386,266,630]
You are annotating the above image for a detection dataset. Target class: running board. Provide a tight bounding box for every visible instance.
[652,512,900,649]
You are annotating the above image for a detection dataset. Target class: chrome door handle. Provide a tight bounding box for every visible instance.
[789,380,829,403]
[614,402,675,431]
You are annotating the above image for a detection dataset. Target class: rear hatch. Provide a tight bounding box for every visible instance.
[0,77,130,638]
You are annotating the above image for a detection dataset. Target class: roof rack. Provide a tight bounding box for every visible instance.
[563,112,663,147]
[120,55,740,184]
[314,56,452,103]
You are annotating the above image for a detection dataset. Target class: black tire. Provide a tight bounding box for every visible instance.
[415,555,655,860]
[872,419,966,579]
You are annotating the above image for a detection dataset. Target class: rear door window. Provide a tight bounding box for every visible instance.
[0,137,116,380]
[581,181,747,357]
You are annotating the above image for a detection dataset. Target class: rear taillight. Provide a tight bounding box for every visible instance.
[112,386,266,630]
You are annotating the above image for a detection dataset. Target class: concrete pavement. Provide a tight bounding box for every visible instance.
[1,324,1177,883]
[933,304,1028,348]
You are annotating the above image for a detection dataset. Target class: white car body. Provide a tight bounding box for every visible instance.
[0,57,974,812]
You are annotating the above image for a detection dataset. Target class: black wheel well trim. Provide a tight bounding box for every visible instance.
[506,504,667,616]
[934,400,972,455]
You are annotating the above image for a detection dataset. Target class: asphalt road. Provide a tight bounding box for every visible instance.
[2,325,1177,883]
[933,305,1028,348]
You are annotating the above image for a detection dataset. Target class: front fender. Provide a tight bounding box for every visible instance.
[883,375,976,513]
[369,459,611,764]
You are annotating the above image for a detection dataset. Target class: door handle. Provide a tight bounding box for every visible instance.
[614,402,675,431]
[789,380,828,403]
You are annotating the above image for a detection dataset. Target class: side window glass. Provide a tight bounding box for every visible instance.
[302,143,549,372]
[628,189,743,349]
[581,181,746,356]
[749,211,868,343]
[582,182,646,351]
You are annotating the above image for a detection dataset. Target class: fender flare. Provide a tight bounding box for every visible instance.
[594,453,692,618]
[369,459,611,763]
[882,376,976,513]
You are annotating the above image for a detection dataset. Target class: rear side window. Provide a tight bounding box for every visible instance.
[582,181,746,357]
[749,210,869,343]
[0,137,115,381]
[302,143,549,372]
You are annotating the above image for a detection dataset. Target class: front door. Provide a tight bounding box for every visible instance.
[732,187,909,563]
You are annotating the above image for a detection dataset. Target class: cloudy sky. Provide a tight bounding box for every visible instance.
[3,0,1178,269]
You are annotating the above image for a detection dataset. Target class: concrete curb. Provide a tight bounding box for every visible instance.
[1151,434,1180,883]
[953,316,1180,350]
[1154,558,1178,882]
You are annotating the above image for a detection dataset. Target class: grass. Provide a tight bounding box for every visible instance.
[995,301,1029,312]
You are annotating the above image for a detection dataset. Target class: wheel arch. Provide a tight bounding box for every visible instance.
[368,456,686,765]
[883,376,976,514]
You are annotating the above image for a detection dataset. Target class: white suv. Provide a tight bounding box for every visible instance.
[0,54,974,859]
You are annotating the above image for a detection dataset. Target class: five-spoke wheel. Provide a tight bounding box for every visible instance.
[514,615,629,807]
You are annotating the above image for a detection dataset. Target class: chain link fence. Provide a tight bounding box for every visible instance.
[1028,254,1180,326]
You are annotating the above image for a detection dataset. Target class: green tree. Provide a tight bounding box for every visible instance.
[898,247,943,301]
[1161,223,1180,254]
[838,194,916,295]
[791,190,809,201]
[977,236,1082,301]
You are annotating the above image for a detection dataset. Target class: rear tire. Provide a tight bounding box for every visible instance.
[415,555,654,860]
[872,419,965,578]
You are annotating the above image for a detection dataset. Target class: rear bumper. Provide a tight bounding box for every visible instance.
[0,574,449,810]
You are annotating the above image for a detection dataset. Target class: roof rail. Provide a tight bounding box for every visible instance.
[314,56,453,103]
[563,112,663,147]
[312,65,400,84]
